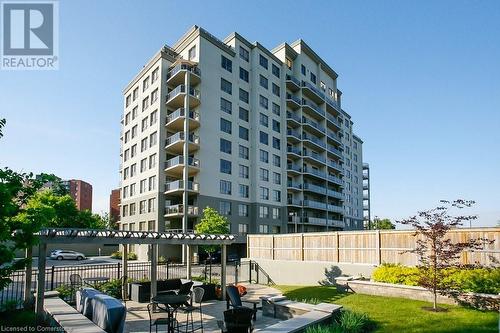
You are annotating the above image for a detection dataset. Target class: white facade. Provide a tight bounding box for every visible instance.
[119,26,366,258]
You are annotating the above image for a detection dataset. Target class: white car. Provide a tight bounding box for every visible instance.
[50,250,86,261]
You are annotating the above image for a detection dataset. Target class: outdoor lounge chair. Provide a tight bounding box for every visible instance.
[217,307,254,333]
[226,286,259,320]
[69,273,84,288]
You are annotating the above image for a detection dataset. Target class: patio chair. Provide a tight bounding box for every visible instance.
[69,274,83,288]
[147,302,172,333]
[217,307,254,333]
[178,287,205,333]
[226,286,258,320]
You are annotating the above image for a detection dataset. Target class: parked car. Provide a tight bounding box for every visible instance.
[199,251,239,263]
[50,250,86,261]
[227,253,240,263]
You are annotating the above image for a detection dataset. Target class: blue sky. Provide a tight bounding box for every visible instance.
[1,0,499,227]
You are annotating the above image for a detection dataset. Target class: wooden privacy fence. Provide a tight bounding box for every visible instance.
[247,228,500,266]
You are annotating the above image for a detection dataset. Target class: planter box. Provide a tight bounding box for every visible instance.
[129,279,183,303]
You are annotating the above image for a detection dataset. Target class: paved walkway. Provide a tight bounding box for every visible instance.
[124,284,283,333]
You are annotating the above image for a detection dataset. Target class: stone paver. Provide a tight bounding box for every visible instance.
[124,284,283,333]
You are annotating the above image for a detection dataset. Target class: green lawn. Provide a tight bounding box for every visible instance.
[276,285,498,333]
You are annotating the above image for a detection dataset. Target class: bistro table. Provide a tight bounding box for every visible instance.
[152,294,190,333]
[84,276,110,288]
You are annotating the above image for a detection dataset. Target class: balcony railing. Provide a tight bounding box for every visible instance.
[326,113,341,127]
[166,85,200,102]
[164,156,200,169]
[302,80,325,100]
[327,130,342,143]
[164,180,199,192]
[302,98,325,116]
[287,163,302,172]
[303,151,326,163]
[303,182,326,194]
[327,174,343,185]
[302,117,326,133]
[325,95,340,111]
[287,198,302,206]
[167,64,201,80]
[303,199,327,210]
[327,204,344,214]
[303,133,326,149]
[286,111,301,123]
[328,146,343,158]
[165,204,199,216]
[287,146,302,156]
[287,181,301,190]
[303,167,326,179]
[166,108,199,124]
[327,189,344,199]
[286,129,301,140]
[285,74,301,87]
[327,160,342,170]
[165,132,199,146]
[286,93,301,105]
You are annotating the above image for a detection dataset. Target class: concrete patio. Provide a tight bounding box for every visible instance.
[124,284,283,333]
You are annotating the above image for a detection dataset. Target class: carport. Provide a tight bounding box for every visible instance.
[31,228,236,322]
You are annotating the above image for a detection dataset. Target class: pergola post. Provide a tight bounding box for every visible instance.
[24,247,33,307]
[121,244,128,300]
[186,245,192,280]
[221,244,227,301]
[35,242,47,324]
[150,244,157,301]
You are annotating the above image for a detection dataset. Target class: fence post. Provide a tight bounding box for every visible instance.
[376,230,381,265]
[50,266,55,290]
[249,260,252,283]
[271,235,275,260]
[300,233,304,261]
[336,232,340,263]
[235,263,239,284]
[166,261,170,280]
[117,262,121,281]
[256,263,259,284]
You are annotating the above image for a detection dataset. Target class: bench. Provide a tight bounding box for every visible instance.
[44,296,106,333]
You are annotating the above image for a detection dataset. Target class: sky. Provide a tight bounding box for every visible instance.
[1,0,499,227]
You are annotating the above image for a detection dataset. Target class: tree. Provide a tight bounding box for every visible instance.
[368,217,395,230]
[195,207,230,255]
[399,200,493,311]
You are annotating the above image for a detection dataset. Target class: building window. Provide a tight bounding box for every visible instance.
[140,158,147,172]
[259,95,268,109]
[259,113,268,127]
[239,88,249,103]
[142,97,149,111]
[152,67,159,83]
[140,200,146,214]
[125,95,131,107]
[124,149,129,161]
[122,186,128,198]
[239,46,249,62]
[125,112,130,125]
[131,125,137,139]
[141,117,148,131]
[129,203,136,215]
[131,144,137,158]
[239,184,249,198]
[123,167,129,180]
[151,89,158,104]
[301,64,306,75]
[148,175,156,190]
[188,45,196,60]
[272,103,280,116]
[238,205,249,217]
[220,138,232,154]
[239,107,249,122]
[272,207,280,219]
[141,138,148,152]
[272,83,280,97]
[259,206,269,219]
[219,201,231,215]
[129,183,135,196]
[310,72,316,84]
[130,164,136,177]
[220,118,232,134]
[132,106,138,119]
[273,190,281,202]
[273,172,281,184]
[220,180,232,195]
[272,119,280,133]
[143,77,149,91]
[260,131,268,145]
[239,126,249,141]
[239,67,249,82]
[149,132,157,147]
[140,179,147,193]
[259,149,268,163]
[259,55,268,69]
[221,55,232,72]
[272,64,280,78]
[220,98,232,114]
[122,205,128,217]
[239,145,249,159]
[286,57,292,70]
[272,137,281,150]
[124,131,130,144]
[272,155,281,167]
[149,154,156,169]
[221,78,232,95]
[320,81,326,91]
[239,165,249,179]
[260,187,269,200]
[220,159,232,174]
[260,168,269,181]
[150,110,157,125]
[259,75,268,89]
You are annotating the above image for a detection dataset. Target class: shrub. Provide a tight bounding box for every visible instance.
[97,278,123,299]
[110,251,137,260]
[55,284,75,301]
[372,263,419,286]
[304,310,372,333]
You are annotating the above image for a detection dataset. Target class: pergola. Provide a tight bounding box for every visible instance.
[32,228,236,322]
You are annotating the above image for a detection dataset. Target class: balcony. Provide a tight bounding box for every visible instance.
[287,198,302,206]
[302,133,326,151]
[327,130,342,145]
[286,128,301,143]
[166,85,200,109]
[285,74,301,92]
[303,167,326,180]
[164,180,199,195]
[328,219,345,228]
[166,63,201,87]
[286,111,301,127]
[303,151,326,165]
[287,163,302,175]
[164,156,200,177]
[286,146,302,159]
[301,80,325,104]
[327,174,343,186]
[287,180,302,191]
[303,183,326,195]
[302,98,325,119]
[327,159,343,172]
[302,117,325,136]
[303,199,327,210]
[165,132,200,154]
[325,95,341,114]
[164,204,199,217]
[327,145,343,160]
[305,217,328,226]
[326,112,341,129]
[165,108,200,131]
[327,204,344,214]
[327,188,344,200]
[286,93,301,110]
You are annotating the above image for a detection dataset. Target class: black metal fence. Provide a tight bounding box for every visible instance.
[0,260,249,309]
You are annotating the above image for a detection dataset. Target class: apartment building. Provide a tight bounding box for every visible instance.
[119,26,365,259]
[109,188,121,224]
[362,163,371,229]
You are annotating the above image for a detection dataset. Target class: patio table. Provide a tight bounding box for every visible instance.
[152,294,189,333]
[84,276,110,288]
[91,293,126,333]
